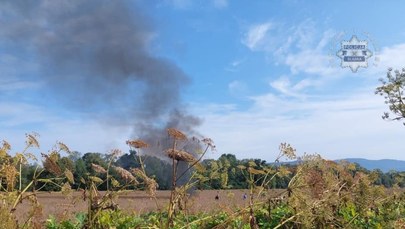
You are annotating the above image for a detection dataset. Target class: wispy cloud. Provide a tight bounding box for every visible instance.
[195,89,404,161]
[270,76,307,98]
[242,22,273,51]
[203,26,405,160]
[377,44,405,70]
[242,20,345,78]
[284,50,339,76]
[0,101,132,155]
[225,58,246,72]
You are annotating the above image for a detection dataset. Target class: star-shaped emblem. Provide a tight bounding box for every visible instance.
[336,35,373,73]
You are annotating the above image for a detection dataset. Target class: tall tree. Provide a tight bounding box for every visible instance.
[376,67,405,125]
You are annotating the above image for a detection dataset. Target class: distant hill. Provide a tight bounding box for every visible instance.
[338,158,405,173]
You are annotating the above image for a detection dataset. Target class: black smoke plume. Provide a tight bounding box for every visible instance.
[0,0,202,153]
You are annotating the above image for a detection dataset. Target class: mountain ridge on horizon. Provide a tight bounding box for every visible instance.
[272,158,405,173]
[338,158,405,173]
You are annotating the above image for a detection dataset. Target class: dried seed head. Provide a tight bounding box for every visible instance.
[279,143,296,160]
[145,178,158,197]
[202,138,216,150]
[57,142,71,154]
[113,166,137,183]
[26,133,40,148]
[2,140,11,151]
[24,152,38,161]
[167,128,187,140]
[166,149,195,162]
[65,169,75,184]
[131,168,146,179]
[91,163,107,174]
[111,178,120,187]
[131,168,157,197]
[126,140,148,149]
[42,154,62,176]
[14,153,28,165]
[3,164,18,191]
[247,167,265,175]
[61,182,72,196]
[109,149,122,157]
[0,141,11,159]
[89,176,103,184]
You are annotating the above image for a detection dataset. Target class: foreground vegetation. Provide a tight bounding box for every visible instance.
[1,68,405,228]
[2,132,405,229]
[10,141,405,192]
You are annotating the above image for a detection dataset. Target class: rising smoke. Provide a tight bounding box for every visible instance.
[0,0,202,155]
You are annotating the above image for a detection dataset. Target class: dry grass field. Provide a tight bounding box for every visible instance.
[15,189,285,222]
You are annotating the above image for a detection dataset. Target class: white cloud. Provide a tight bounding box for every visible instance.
[235,20,405,161]
[242,20,345,78]
[242,22,273,50]
[293,78,316,91]
[281,27,347,77]
[195,89,405,161]
[0,101,132,156]
[231,59,244,67]
[285,50,340,76]
[377,43,405,70]
[350,42,405,79]
[225,58,246,72]
[269,76,305,98]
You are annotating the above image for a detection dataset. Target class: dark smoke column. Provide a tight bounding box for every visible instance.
[0,0,201,149]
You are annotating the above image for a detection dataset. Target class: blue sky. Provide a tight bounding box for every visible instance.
[1,0,405,161]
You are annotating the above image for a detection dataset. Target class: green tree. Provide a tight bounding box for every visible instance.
[376,67,405,125]
[73,158,87,188]
[116,150,172,190]
[80,152,109,190]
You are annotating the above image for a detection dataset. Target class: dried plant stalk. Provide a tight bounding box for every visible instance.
[91,163,107,174]
[3,164,18,191]
[2,140,11,151]
[131,168,157,196]
[25,133,40,148]
[166,149,195,162]
[64,169,75,184]
[57,142,71,154]
[167,128,187,140]
[113,166,137,183]
[42,154,62,176]
[126,140,149,149]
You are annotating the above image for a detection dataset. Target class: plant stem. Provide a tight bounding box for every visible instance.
[11,180,34,211]
[177,145,209,182]
[167,139,177,228]
[19,158,22,192]
[273,212,301,229]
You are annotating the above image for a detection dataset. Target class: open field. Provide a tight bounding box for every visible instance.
[15,189,285,223]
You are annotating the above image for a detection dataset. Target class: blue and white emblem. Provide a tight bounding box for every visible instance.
[336,35,373,73]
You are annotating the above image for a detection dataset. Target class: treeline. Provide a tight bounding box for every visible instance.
[16,150,405,191]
